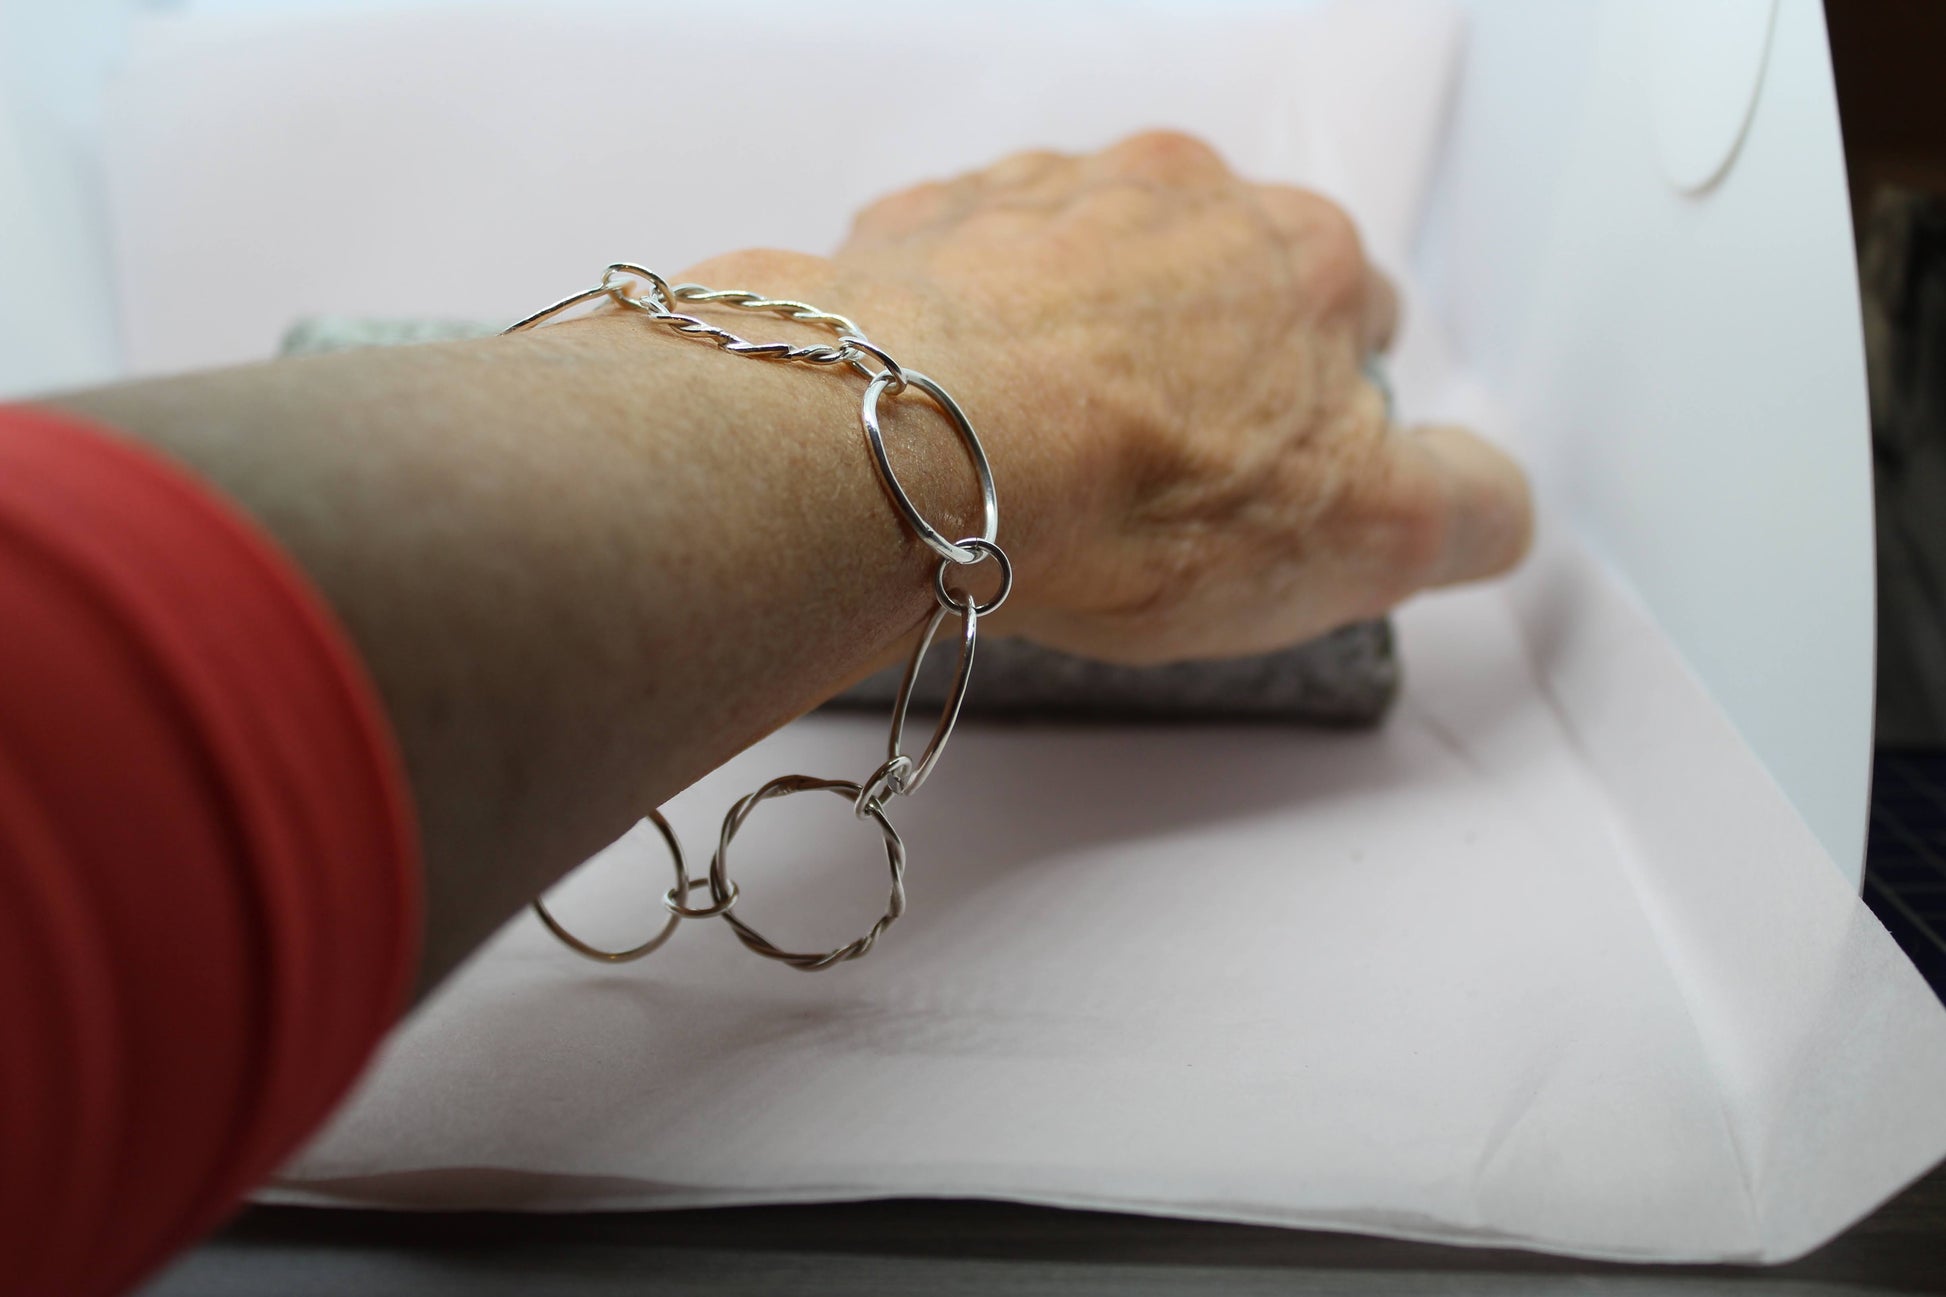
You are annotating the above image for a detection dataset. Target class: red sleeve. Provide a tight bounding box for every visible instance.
[0,406,421,1297]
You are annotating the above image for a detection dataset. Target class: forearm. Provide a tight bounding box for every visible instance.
[50,261,1027,995]
[42,137,1532,1002]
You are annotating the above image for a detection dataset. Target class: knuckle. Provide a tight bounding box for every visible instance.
[852,180,950,235]
[1103,129,1230,183]
[983,148,1070,188]
[1302,202,1369,313]
[1308,195,1362,254]
[1260,187,1370,313]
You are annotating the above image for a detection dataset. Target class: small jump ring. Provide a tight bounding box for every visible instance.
[840,336,907,392]
[602,262,676,313]
[855,754,915,817]
[934,538,1012,616]
[665,875,740,920]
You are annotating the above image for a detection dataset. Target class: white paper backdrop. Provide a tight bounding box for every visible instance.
[95,0,1946,1264]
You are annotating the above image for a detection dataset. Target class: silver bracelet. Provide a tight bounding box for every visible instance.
[512,264,1010,971]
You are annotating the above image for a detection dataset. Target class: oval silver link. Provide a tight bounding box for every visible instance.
[854,753,915,818]
[531,810,686,962]
[888,598,978,796]
[933,538,1013,617]
[860,370,999,565]
[710,775,907,970]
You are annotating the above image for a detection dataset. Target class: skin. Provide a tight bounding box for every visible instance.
[51,131,1531,998]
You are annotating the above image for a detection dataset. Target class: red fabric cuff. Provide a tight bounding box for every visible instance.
[0,405,421,1297]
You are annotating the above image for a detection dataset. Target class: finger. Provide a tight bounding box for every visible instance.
[1253,184,1372,329]
[1389,424,1534,590]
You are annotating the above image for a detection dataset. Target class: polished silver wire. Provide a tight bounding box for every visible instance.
[666,283,865,338]
[602,263,676,312]
[860,370,999,565]
[531,811,686,963]
[515,266,996,972]
[838,335,907,391]
[855,753,915,818]
[710,775,908,971]
[618,306,859,366]
[609,281,878,369]
[665,876,740,920]
[933,538,1013,617]
[887,598,978,797]
[503,283,616,334]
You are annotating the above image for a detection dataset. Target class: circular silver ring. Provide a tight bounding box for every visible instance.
[860,370,999,565]
[602,262,675,313]
[840,336,907,392]
[664,875,739,920]
[854,753,915,818]
[887,600,978,796]
[532,809,685,963]
[933,539,1012,617]
[710,775,907,971]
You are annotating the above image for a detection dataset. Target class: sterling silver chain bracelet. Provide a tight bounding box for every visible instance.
[511,264,1009,971]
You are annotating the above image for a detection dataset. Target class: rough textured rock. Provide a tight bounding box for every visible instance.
[834,620,1398,725]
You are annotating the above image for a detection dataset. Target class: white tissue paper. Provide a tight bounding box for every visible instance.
[101,0,1946,1265]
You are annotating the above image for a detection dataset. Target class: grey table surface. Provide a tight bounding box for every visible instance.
[142,1162,1946,1296]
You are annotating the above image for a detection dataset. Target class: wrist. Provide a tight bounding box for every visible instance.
[678,249,1096,630]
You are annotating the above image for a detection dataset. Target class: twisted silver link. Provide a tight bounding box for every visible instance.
[665,284,865,338]
[627,309,858,366]
[711,776,908,971]
[514,266,995,971]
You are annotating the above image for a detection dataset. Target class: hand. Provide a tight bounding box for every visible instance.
[693,131,1532,664]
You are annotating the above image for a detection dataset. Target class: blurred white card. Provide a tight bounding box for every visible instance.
[100,0,1946,1265]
